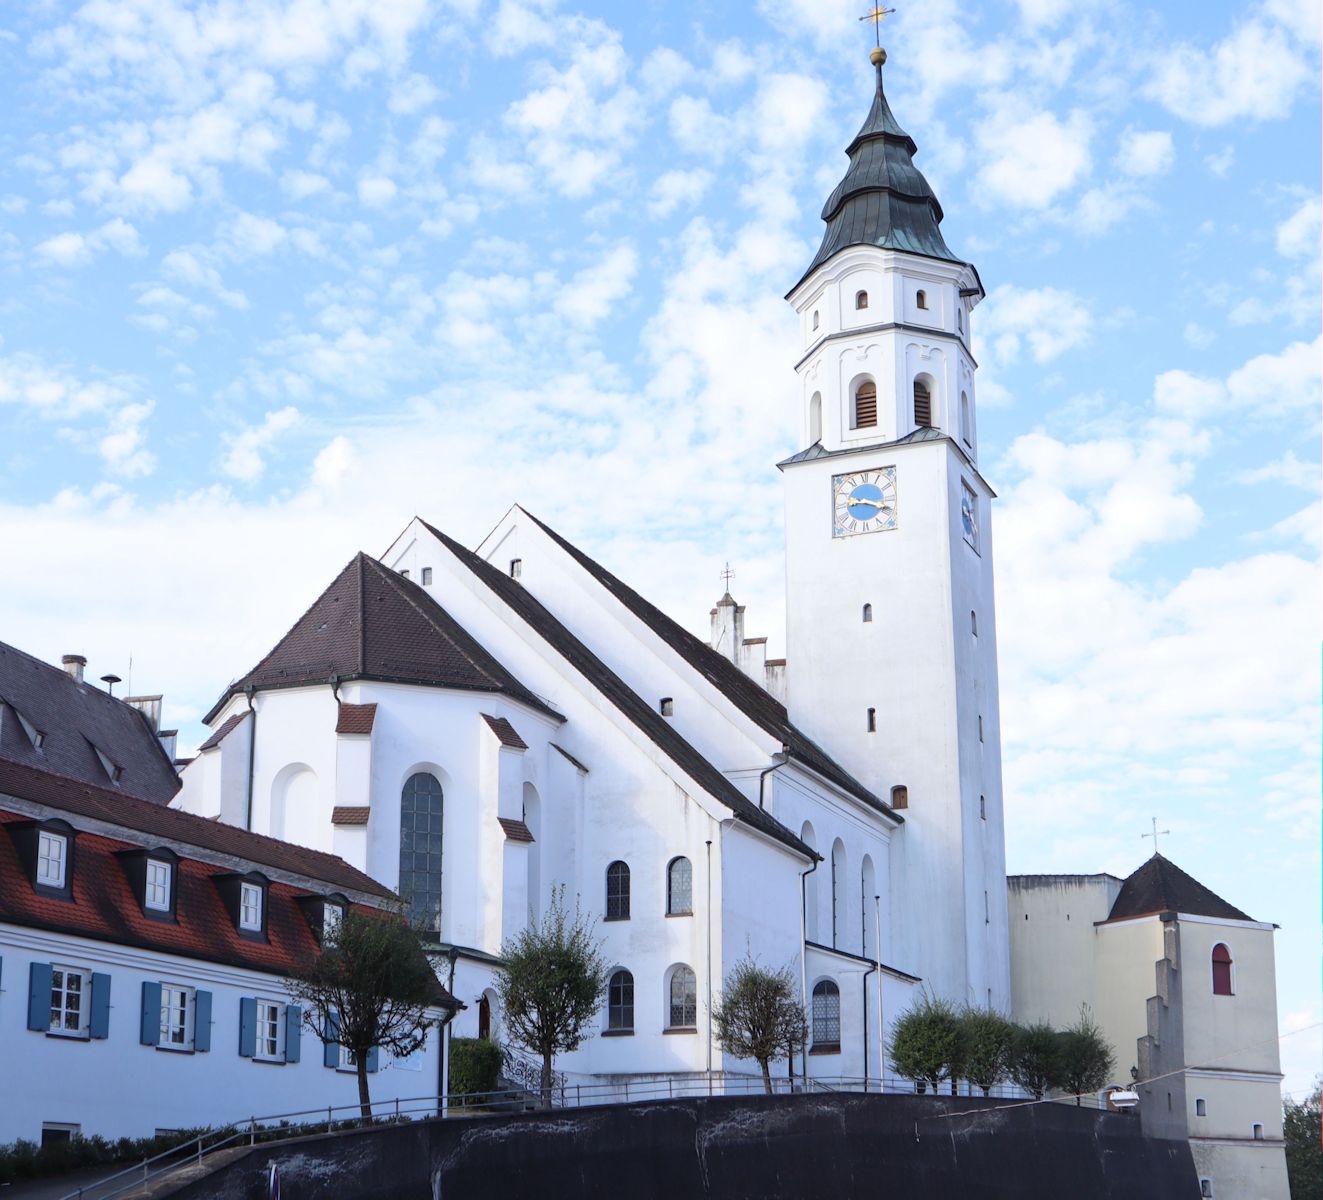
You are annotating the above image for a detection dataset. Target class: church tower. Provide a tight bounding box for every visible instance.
[780,46,1010,1010]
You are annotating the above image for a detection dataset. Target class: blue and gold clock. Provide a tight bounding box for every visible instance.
[832,467,898,537]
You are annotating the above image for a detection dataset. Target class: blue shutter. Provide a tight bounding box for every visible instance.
[239,998,257,1057]
[90,973,111,1039]
[284,1005,302,1064]
[27,962,52,1032]
[140,981,162,1046]
[194,990,213,1052]
[323,1010,340,1068]
[366,1045,379,1074]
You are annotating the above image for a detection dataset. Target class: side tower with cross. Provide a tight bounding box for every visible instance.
[779,29,1010,1010]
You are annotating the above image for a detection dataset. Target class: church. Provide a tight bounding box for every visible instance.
[176,43,1009,1088]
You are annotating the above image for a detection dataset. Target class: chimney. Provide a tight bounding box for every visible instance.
[62,654,86,684]
[125,695,163,733]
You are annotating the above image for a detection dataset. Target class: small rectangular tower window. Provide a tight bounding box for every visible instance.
[1195,1098,1206,1116]
[509,558,522,579]
[1253,1124,1264,1140]
[980,795,986,820]
[978,715,984,742]
[421,567,433,585]
[1200,1182,1213,1199]
[866,707,876,732]
[659,697,674,717]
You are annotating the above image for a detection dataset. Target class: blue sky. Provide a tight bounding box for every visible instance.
[0,1,1318,1094]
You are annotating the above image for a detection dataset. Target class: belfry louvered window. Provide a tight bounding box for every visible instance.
[914,379,933,427]
[854,381,877,429]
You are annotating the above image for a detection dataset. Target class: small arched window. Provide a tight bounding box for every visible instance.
[862,603,873,623]
[811,980,841,1049]
[607,969,634,1031]
[659,697,674,717]
[399,772,444,932]
[855,290,869,310]
[891,784,908,810]
[957,308,963,333]
[916,289,928,310]
[605,861,630,920]
[668,966,697,1029]
[980,795,987,820]
[853,380,877,429]
[667,856,692,916]
[809,391,823,444]
[971,610,978,636]
[914,379,933,428]
[866,707,876,732]
[961,391,972,446]
[1212,943,1233,995]
[812,310,820,331]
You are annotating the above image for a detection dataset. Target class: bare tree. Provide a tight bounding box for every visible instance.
[711,956,808,1094]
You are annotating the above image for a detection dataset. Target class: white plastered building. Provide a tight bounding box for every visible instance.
[174,51,1011,1089]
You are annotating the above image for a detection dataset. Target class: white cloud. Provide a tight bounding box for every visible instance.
[99,402,156,477]
[34,218,144,265]
[974,100,1092,209]
[388,72,439,115]
[1237,451,1321,490]
[648,169,712,218]
[1183,322,1215,349]
[1115,129,1174,178]
[1204,145,1235,176]
[553,243,638,325]
[975,285,1092,367]
[357,176,398,207]
[1276,195,1322,259]
[281,170,331,200]
[311,435,356,488]
[223,212,287,257]
[161,248,248,309]
[1154,335,1322,421]
[220,406,302,481]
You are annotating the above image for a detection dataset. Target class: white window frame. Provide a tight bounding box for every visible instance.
[145,860,172,912]
[239,882,263,931]
[254,998,286,1062]
[159,984,195,1051]
[37,831,67,888]
[49,965,90,1038]
[338,1043,359,1073]
[323,902,343,942]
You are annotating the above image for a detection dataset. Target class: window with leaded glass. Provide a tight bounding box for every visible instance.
[607,970,634,1031]
[666,857,692,916]
[811,980,840,1049]
[399,772,444,931]
[605,861,630,920]
[668,966,697,1029]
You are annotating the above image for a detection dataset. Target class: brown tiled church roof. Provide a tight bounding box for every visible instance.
[335,702,378,735]
[1107,854,1253,923]
[204,553,560,724]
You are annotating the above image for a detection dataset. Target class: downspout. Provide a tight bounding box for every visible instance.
[757,746,790,809]
[705,837,713,1096]
[440,946,460,1116]
[862,960,877,1093]
[799,852,819,1089]
[243,686,257,831]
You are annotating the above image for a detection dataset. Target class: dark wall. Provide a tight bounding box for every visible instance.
[160,1093,1202,1200]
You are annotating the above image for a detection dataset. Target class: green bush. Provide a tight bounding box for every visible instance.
[958,1007,1015,1095]
[889,994,965,1093]
[0,1127,214,1186]
[449,1036,504,1096]
[1009,1021,1061,1099]
[1055,1008,1116,1105]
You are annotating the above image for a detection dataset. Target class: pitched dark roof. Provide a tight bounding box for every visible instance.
[0,755,393,899]
[0,640,180,806]
[794,59,971,290]
[331,806,371,826]
[204,552,560,724]
[335,702,377,735]
[497,817,534,843]
[1107,855,1253,923]
[419,521,815,859]
[778,426,949,468]
[198,710,249,752]
[519,512,900,823]
[481,714,528,750]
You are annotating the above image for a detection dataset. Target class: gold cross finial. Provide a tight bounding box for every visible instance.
[859,6,896,48]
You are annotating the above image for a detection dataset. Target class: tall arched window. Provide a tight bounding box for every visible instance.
[961,391,972,446]
[523,783,541,924]
[855,290,868,310]
[605,861,630,919]
[1212,944,1233,996]
[830,840,846,949]
[853,380,877,429]
[809,391,823,444]
[811,980,841,1050]
[668,965,697,1029]
[914,378,933,428]
[399,772,444,931]
[861,855,876,958]
[667,856,693,916]
[801,822,819,942]
[607,969,634,1031]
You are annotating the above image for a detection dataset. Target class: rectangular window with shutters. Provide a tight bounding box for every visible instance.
[159,985,195,1050]
[28,963,110,1039]
[256,1000,284,1061]
[49,966,88,1037]
[241,996,301,1063]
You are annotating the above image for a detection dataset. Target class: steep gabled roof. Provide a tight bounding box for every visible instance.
[1107,854,1253,923]
[419,521,814,859]
[0,640,180,806]
[519,512,900,823]
[204,553,560,724]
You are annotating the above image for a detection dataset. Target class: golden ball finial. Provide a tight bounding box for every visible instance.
[870,46,887,66]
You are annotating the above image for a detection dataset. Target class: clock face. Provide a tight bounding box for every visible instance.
[961,481,980,552]
[832,467,898,537]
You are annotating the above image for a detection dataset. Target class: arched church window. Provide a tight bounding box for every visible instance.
[861,855,876,958]
[830,840,846,948]
[607,970,634,1031]
[399,772,444,932]
[668,965,697,1029]
[916,290,928,310]
[809,392,823,444]
[810,980,841,1050]
[913,379,933,428]
[1211,944,1233,996]
[853,380,877,429]
[855,290,868,310]
[801,822,819,942]
[606,861,630,920]
[961,391,972,446]
[667,856,692,916]
[862,603,872,623]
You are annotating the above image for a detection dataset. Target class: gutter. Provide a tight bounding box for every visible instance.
[243,686,257,831]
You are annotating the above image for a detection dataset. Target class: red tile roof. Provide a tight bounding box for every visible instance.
[497,817,534,843]
[481,714,528,750]
[197,710,249,752]
[332,807,371,826]
[0,756,392,898]
[335,703,377,735]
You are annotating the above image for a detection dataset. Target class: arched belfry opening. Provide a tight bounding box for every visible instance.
[913,375,934,428]
[853,379,878,430]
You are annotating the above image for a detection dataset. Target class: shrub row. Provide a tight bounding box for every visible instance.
[0,1127,215,1186]
[449,1036,504,1096]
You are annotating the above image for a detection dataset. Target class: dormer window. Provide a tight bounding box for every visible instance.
[116,845,179,919]
[11,705,44,749]
[145,860,172,912]
[855,290,868,310]
[92,745,122,784]
[295,891,347,943]
[240,882,264,931]
[323,900,344,941]
[38,830,67,888]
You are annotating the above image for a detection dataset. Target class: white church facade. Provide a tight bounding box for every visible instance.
[174,50,1009,1087]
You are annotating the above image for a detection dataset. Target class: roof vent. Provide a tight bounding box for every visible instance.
[62,654,86,684]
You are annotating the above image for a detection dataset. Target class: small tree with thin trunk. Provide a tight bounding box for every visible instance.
[959,1007,1016,1096]
[1009,1021,1061,1100]
[889,994,965,1095]
[1284,1080,1322,1200]
[1056,1007,1116,1105]
[287,905,440,1121]
[495,887,608,1108]
[711,956,808,1095]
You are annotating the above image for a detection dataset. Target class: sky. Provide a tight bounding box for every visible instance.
[0,0,1318,1095]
